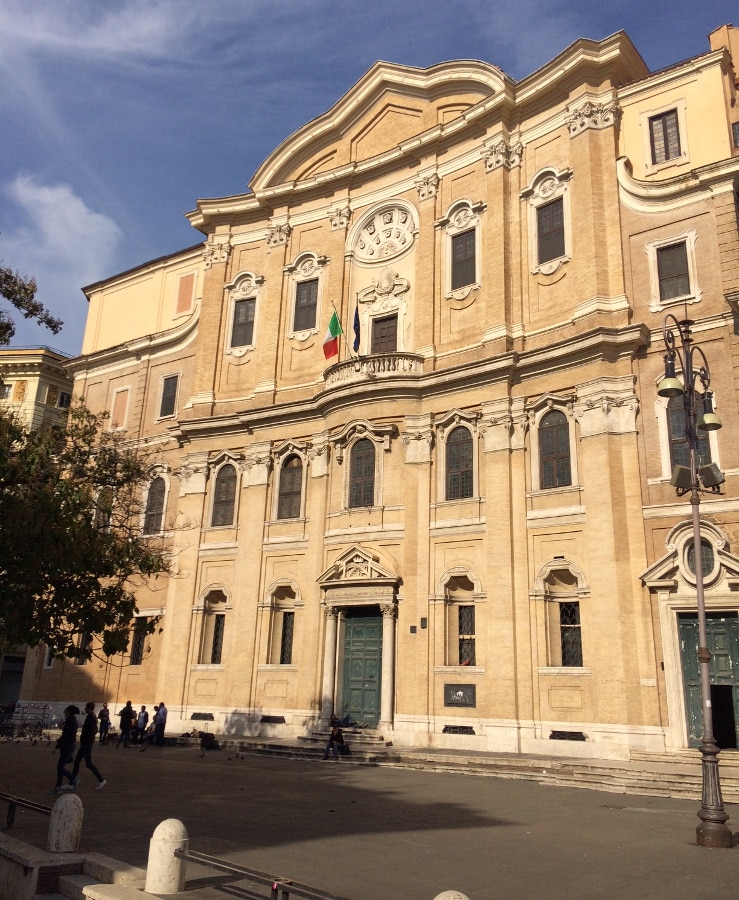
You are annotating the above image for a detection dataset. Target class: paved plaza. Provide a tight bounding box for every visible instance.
[0,740,737,899]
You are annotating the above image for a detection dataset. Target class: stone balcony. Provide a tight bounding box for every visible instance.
[323,352,424,389]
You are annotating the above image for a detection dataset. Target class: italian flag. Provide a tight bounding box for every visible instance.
[323,309,343,359]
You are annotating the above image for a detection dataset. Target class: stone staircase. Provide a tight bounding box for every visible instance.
[214,732,739,803]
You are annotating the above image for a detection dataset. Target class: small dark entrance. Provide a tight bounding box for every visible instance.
[341,608,381,728]
[679,612,739,749]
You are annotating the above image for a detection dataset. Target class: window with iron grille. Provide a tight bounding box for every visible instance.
[537,198,565,265]
[446,426,473,500]
[649,110,681,164]
[349,439,375,508]
[211,464,237,526]
[277,456,303,520]
[231,298,255,348]
[130,619,149,666]
[668,394,712,469]
[371,314,397,353]
[539,410,571,489]
[293,279,318,331]
[733,122,739,149]
[687,539,715,579]
[458,605,476,665]
[159,375,178,418]
[280,612,295,665]
[210,614,225,664]
[559,602,582,667]
[657,242,690,301]
[451,229,476,290]
[143,477,166,534]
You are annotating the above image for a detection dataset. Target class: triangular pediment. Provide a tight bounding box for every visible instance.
[251,60,508,191]
[318,545,398,586]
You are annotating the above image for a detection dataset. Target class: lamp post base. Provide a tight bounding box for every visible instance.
[696,741,734,848]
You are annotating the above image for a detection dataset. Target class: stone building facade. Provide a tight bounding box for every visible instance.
[23,26,739,760]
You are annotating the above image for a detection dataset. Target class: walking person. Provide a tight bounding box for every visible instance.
[97,702,111,744]
[70,702,106,790]
[116,700,136,748]
[49,705,79,794]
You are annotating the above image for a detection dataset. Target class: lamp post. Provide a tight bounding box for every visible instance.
[657,314,733,848]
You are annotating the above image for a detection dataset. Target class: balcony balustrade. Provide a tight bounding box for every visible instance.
[323,352,424,388]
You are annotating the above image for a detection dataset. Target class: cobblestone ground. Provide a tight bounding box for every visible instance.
[0,740,737,899]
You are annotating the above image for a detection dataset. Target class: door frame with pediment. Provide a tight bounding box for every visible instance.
[318,546,400,730]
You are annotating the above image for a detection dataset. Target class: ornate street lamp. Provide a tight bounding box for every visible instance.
[657,314,733,848]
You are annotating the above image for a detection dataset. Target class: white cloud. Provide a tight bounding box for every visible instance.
[1,176,122,354]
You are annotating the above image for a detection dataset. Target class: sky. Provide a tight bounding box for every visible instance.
[0,0,732,356]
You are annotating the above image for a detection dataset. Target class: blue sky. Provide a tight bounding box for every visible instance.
[0,0,731,355]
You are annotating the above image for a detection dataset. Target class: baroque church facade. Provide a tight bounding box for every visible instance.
[23,26,739,760]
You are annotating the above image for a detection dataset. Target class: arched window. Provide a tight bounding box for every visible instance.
[446,426,473,500]
[200,591,227,664]
[668,394,712,469]
[211,464,237,527]
[349,439,375,508]
[143,477,166,534]
[277,455,303,520]
[539,411,571,489]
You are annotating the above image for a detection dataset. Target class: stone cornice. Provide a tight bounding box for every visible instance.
[616,155,739,212]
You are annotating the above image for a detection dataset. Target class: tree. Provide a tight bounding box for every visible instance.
[0,262,63,344]
[0,403,170,659]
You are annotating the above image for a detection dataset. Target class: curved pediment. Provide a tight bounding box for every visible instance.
[251,60,509,192]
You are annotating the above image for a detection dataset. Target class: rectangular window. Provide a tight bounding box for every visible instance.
[451,229,476,290]
[371,314,397,353]
[58,391,71,409]
[280,612,295,665]
[231,298,255,348]
[159,375,178,418]
[211,615,225,664]
[176,273,195,315]
[111,389,129,429]
[293,279,318,331]
[537,198,565,265]
[130,618,149,666]
[0,383,11,400]
[657,242,690,301]
[458,605,476,666]
[46,385,59,406]
[649,110,681,164]
[43,647,54,669]
[733,122,739,149]
[560,602,583,667]
[75,634,92,665]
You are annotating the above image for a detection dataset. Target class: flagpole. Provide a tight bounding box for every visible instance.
[331,302,354,359]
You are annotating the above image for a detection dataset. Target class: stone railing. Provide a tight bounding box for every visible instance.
[324,353,424,388]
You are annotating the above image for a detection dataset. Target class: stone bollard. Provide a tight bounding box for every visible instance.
[47,793,83,852]
[144,818,188,894]
[433,893,471,900]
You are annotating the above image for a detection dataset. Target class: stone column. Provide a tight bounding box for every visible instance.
[320,608,339,723]
[379,603,397,732]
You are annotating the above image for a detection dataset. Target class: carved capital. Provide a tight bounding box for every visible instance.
[266,222,292,248]
[482,139,523,172]
[380,603,398,620]
[203,237,232,269]
[415,173,440,200]
[328,206,351,230]
[566,99,622,137]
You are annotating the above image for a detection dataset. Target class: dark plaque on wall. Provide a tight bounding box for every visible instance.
[444,684,476,707]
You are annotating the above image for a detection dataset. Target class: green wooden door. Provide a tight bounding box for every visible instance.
[341,615,382,728]
[678,612,739,749]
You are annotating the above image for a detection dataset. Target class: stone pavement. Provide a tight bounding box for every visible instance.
[1,739,737,899]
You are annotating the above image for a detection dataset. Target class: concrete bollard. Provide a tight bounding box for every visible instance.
[144,818,188,895]
[433,893,471,900]
[47,793,83,852]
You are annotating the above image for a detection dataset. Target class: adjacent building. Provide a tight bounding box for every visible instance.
[0,346,73,703]
[22,25,739,760]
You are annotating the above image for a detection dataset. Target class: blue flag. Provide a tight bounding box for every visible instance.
[352,305,360,353]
